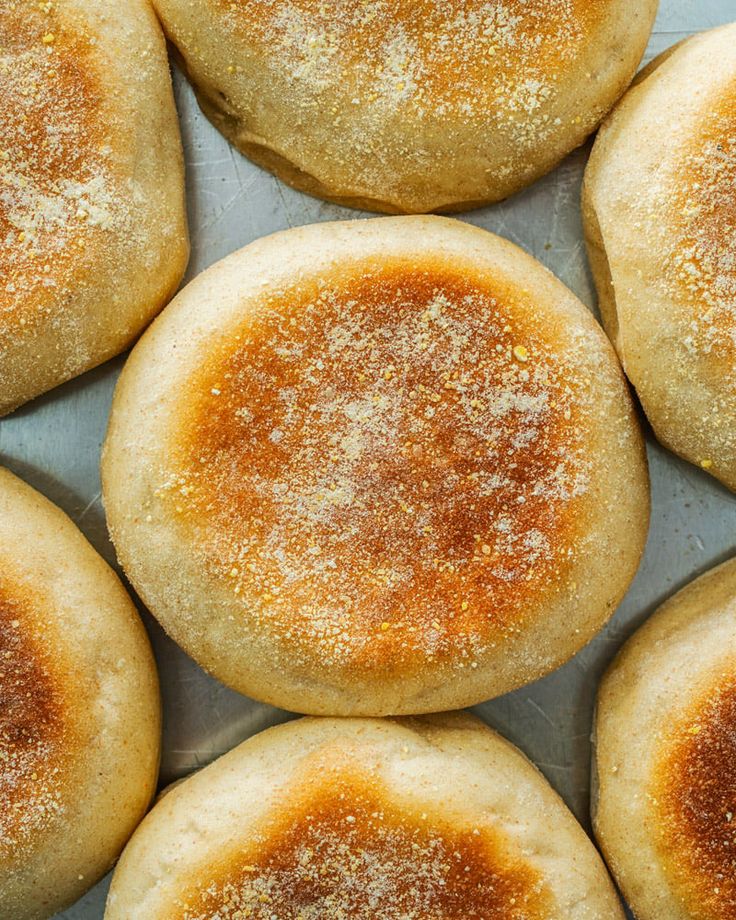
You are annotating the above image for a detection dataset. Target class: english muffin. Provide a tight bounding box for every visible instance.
[0,0,189,416]
[0,467,161,920]
[106,713,625,919]
[583,24,736,491]
[594,557,736,920]
[102,217,648,715]
[151,0,657,213]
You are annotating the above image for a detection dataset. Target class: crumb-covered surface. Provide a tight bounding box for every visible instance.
[165,257,596,678]
[667,85,736,364]
[593,556,736,920]
[218,0,603,126]
[0,1,126,347]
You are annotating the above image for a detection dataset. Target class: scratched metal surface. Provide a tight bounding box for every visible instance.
[0,1,732,916]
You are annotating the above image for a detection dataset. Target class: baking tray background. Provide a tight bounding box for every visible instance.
[2,2,733,916]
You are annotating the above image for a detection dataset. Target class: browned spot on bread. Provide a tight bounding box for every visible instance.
[654,673,736,918]
[166,257,591,677]
[215,0,607,136]
[667,84,736,362]
[0,2,124,338]
[0,571,74,852]
[175,766,552,919]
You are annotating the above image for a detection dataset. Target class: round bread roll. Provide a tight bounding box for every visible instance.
[105,712,625,918]
[594,557,736,920]
[102,216,648,715]
[583,24,736,491]
[151,0,657,214]
[0,0,189,417]
[0,467,161,920]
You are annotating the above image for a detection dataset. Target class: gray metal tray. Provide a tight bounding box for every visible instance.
[2,2,734,915]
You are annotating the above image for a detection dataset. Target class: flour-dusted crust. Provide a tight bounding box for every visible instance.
[0,0,189,416]
[151,0,657,213]
[0,467,161,920]
[594,558,736,920]
[583,24,736,491]
[102,217,648,715]
[106,713,624,919]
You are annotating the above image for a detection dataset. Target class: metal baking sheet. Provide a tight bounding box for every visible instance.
[2,2,734,915]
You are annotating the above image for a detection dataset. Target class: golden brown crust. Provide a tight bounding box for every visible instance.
[0,0,188,415]
[653,674,736,918]
[170,257,589,677]
[218,0,607,110]
[175,765,551,919]
[0,573,80,854]
[0,3,106,331]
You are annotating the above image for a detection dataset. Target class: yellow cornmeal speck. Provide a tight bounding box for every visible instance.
[512,345,529,362]
[41,32,55,43]
[700,459,713,470]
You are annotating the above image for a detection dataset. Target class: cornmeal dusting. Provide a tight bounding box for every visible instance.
[176,769,551,919]
[668,88,736,360]
[0,574,70,852]
[0,1,127,343]
[211,0,607,195]
[166,260,596,676]
[654,672,736,918]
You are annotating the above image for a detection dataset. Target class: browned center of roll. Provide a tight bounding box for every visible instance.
[654,673,736,917]
[174,768,551,919]
[217,0,605,121]
[667,87,736,362]
[167,258,591,675]
[0,4,117,331]
[0,573,74,853]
